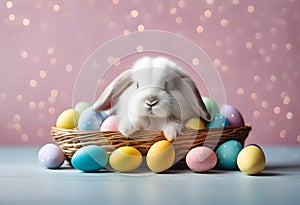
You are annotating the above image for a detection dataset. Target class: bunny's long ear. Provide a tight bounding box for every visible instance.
[175,77,211,121]
[166,62,211,122]
[93,69,132,111]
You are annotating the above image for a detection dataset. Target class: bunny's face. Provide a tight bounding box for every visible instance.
[127,78,181,120]
[126,56,184,120]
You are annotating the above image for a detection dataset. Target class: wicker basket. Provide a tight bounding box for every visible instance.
[51,126,251,169]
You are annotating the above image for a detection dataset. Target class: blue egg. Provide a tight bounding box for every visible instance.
[71,145,108,172]
[207,114,230,128]
[78,107,110,130]
[95,109,111,124]
[216,140,243,170]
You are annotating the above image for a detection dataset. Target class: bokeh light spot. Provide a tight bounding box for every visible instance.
[196,25,204,33]
[53,4,60,12]
[247,5,255,13]
[237,88,245,95]
[23,18,30,26]
[29,79,37,87]
[274,106,281,114]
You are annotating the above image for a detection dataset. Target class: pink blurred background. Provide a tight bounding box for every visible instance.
[0,0,299,145]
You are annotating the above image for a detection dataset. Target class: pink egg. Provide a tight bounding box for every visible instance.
[100,115,120,131]
[186,146,217,172]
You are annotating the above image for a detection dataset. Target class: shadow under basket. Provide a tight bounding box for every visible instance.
[51,126,252,169]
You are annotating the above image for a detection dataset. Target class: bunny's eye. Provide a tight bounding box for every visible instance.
[136,81,139,88]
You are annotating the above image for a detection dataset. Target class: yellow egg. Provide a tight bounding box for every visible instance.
[237,145,266,175]
[185,118,206,130]
[56,109,79,129]
[146,140,175,173]
[109,146,142,172]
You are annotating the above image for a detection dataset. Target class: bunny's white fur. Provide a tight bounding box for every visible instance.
[93,56,210,141]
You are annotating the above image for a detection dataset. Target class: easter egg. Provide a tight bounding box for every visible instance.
[100,115,120,131]
[38,144,65,169]
[185,118,206,130]
[109,146,142,172]
[216,140,243,170]
[56,109,79,129]
[71,145,108,172]
[220,105,245,127]
[74,101,92,115]
[186,146,217,172]
[78,107,109,130]
[202,96,220,117]
[207,114,230,128]
[237,145,266,175]
[146,140,175,173]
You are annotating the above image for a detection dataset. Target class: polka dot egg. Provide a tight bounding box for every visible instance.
[216,140,243,170]
[207,114,230,128]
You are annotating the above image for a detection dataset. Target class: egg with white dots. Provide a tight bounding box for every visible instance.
[38,143,65,169]
[78,107,110,130]
[207,114,230,128]
[220,105,245,127]
[216,140,243,170]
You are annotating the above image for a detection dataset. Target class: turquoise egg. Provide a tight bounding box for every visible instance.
[71,145,108,172]
[216,140,243,170]
[202,97,220,117]
[78,107,110,130]
[74,101,92,114]
[207,114,230,128]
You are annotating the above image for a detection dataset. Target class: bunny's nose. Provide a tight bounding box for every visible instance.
[146,96,158,107]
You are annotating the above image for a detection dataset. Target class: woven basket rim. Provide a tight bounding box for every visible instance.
[51,125,252,133]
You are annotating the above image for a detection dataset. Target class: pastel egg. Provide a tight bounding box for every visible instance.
[38,144,65,169]
[207,114,230,128]
[216,140,243,170]
[147,140,175,173]
[78,107,109,130]
[109,146,142,172]
[202,96,220,117]
[186,146,217,172]
[185,118,206,130]
[220,105,245,127]
[237,145,266,175]
[56,109,79,129]
[74,101,92,115]
[71,145,108,172]
[100,115,120,131]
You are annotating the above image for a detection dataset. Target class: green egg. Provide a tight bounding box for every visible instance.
[74,101,92,115]
[202,97,220,117]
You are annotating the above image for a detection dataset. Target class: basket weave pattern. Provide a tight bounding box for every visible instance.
[51,126,251,168]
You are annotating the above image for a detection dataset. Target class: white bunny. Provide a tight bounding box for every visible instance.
[93,56,211,141]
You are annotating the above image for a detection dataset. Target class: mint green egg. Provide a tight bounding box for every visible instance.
[74,101,92,115]
[201,97,220,117]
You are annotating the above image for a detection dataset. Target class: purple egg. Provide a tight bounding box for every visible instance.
[220,105,245,127]
[38,144,65,169]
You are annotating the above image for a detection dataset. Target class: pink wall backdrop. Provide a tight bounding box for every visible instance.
[0,0,299,145]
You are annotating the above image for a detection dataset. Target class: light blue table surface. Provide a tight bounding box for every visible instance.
[0,146,300,205]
